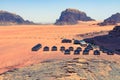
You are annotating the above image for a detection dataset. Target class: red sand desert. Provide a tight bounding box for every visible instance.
[0,21,119,74]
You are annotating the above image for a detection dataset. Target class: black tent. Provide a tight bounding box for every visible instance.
[94,50,100,55]
[60,46,65,51]
[32,43,42,51]
[83,49,89,55]
[74,40,80,44]
[74,50,80,55]
[51,46,57,51]
[76,47,82,51]
[61,39,72,43]
[69,47,74,51]
[64,49,70,55]
[43,46,49,51]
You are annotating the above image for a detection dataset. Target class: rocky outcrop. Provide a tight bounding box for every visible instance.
[55,8,95,25]
[84,26,120,53]
[0,10,34,25]
[109,26,120,37]
[98,13,120,26]
[0,58,120,80]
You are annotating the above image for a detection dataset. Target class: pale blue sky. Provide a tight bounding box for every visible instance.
[0,0,120,23]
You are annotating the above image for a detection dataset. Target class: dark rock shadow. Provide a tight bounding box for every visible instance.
[84,35,120,54]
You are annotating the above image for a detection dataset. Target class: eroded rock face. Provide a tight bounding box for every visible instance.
[0,58,120,80]
[109,26,120,37]
[99,13,120,26]
[0,10,33,25]
[55,8,95,25]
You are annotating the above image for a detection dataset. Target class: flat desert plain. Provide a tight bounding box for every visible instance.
[0,21,119,74]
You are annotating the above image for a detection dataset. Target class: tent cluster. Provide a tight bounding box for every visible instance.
[31,39,114,55]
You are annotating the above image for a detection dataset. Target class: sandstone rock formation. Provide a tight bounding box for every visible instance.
[55,8,95,25]
[84,26,120,53]
[0,10,33,25]
[109,26,120,37]
[0,58,120,80]
[99,13,120,26]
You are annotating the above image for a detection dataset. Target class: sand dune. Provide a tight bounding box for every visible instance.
[0,22,119,74]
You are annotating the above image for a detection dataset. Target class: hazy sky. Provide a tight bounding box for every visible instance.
[0,0,120,23]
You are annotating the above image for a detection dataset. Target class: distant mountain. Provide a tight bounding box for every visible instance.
[55,8,95,25]
[98,13,120,26]
[0,10,34,25]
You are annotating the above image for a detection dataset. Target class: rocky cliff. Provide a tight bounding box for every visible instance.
[0,10,33,25]
[55,8,95,25]
[98,13,120,26]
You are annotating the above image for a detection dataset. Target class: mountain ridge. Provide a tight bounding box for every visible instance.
[0,10,34,25]
[98,13,120,26]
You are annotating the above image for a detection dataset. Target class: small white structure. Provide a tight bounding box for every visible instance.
[79,40,87,47]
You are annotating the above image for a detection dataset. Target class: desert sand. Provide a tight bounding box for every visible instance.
[0,21,119,74]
